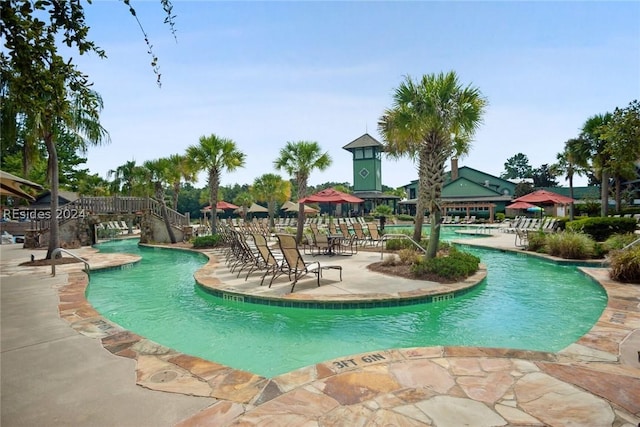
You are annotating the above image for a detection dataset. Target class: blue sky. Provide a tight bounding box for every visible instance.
[77,1,640,190]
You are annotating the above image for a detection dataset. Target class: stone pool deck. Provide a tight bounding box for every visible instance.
[1,229,639,426]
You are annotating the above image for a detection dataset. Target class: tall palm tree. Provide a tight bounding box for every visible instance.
[186,134,246,234]
[143,158,177,243]
[46,89,109,258]
[554,138,588,220]
[273,141,332,243]
[250,173,291,229]
[580,113,612,216]
[108,160,138,196]
[167,153,196,211]
[378,71,486,259]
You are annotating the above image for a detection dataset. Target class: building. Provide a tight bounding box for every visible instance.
[342,133,399,214]
[399,159,516,221]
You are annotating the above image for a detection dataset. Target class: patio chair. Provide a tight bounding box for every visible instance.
[365,222,383,246]
[250,233,287,286]
[351,222,371,246]
[275,233,342,292]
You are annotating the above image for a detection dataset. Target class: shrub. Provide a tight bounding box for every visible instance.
[603,233,639,251]
[380,254,400,266]
[385,238,416,251]
[397,248,422,265]
[411,247,480,280]
[397,214,415,222]
[192,234,224,248]
[608,246,640,283]
[566,217,637,241]
[496,212,505,222]
[526,229,547,253]
[545,231,595,259]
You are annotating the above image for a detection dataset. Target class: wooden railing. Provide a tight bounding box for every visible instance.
[27,196,190,232]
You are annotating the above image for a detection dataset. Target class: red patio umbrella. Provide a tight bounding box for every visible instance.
[513,189,574,204]
[505,201,537,210]
[202,201,240,211]
[216,201,239,210]
[299,188,364,204]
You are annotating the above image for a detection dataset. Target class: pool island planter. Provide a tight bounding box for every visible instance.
[194,266,487,309]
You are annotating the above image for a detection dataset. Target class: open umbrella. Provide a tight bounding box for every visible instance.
[280,200,298,211]
[0,170,44,201]
[506,201,537,210]
[513,189,574,204]
[299,188,364,204]
[246,202,268,213]
[286,204,319,214]
[216,200,239,210]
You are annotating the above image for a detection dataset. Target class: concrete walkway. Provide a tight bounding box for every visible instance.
[1,229,639,426]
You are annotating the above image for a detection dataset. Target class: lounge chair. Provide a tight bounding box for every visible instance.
[275,233,342,292]
[250,233,287,286]
[365,222,383,246]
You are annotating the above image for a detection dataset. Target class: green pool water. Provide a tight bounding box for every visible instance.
[86,238,607,378]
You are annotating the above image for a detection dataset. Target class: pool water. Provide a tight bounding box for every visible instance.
[87,238,607,378]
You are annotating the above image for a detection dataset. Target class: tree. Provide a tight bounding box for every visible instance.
[233,191,255,220]
[580,113,613,216]
[142,158,177,243]
[601,100,640,212]
[108,160,140,196]
[531,164,559,187]
[378,71,486,258]
[500,153,533,180]
[2,1,111,258]
[273,141,332,243]
[250,174,291,229]
[186,134,246,234]
[553,138,589,220]
[166,153,196,211]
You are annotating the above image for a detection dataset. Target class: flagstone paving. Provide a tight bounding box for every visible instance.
[1,229,639,426]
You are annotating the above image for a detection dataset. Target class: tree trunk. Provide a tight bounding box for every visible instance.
[600,170,609,217]
[156,185,176,244]
[614,176,622,213]
[295,176,307,244]
[209,170,219,234]
[568,173,574,221]
[45,133,59,259]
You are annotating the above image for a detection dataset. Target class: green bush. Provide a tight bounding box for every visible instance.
[566,217,637,241]
[608,245,640,283]
[603,233,639,251]
[545,231,595,259]
[385,238,415,250]
[526,229,547,253]
[192,234,224,248]
[396,214,415,222]
[496,212,505,222]
[411,247,480,280]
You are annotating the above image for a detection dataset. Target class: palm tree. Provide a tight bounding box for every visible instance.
[46,89,109,258]
[233,191,254,220]
[378,71,486,259]
[273,141,332,243]
[554,138,588,220]
[250,173,291,229]
[580,113,612,216]
[186,134,246,234]
[108,160,138,196]
[142,158,177,243]
[167,153,196,211]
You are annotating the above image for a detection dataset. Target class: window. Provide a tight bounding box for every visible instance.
[364,147,373,158]
[354,148,364,159]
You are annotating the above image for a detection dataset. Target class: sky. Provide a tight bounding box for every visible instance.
[76,1,640,190]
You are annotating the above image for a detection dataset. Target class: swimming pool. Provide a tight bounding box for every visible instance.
[87,238,607,378]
